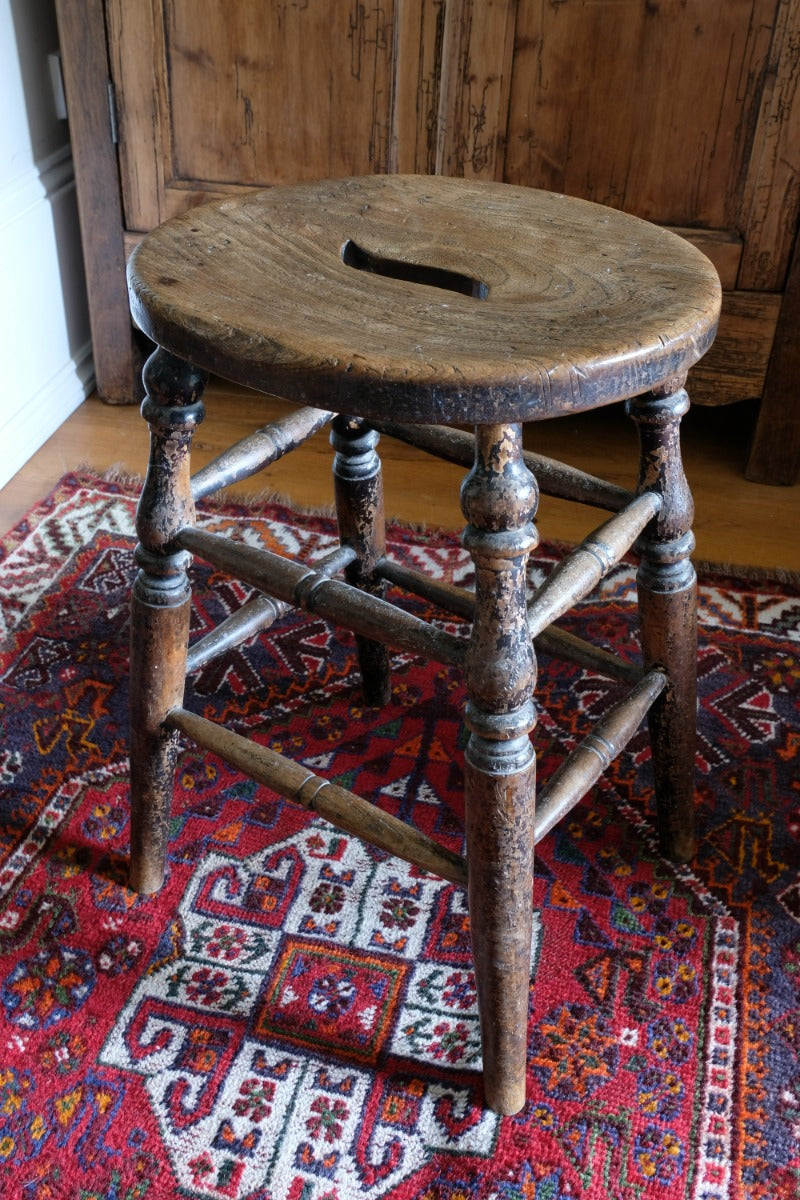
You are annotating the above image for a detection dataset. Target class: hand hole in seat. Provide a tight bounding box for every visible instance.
[342,239,489,299]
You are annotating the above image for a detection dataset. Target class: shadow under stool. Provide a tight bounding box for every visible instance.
[126,174,721,1115]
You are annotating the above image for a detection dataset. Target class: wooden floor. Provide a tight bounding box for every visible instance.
[1,385,798,571]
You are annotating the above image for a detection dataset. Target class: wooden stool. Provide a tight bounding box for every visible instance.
[126,175,720,1115]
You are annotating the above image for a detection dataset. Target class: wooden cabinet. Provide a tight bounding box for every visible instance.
[57,0,800,482]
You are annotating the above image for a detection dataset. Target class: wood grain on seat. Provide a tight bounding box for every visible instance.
[128,175,721,423]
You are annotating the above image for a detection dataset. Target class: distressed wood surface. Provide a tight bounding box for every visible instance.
[436,0,518,179]
[376,556,644,685]
[461,423,538,1115]
[739,0,800,291]
[184,545,356,674]
[390,0,445,175]
[129,350,207,893]
[166,708,468,887]
[106,0,399,230]
[66,0,799,484]
[105,0,167,232]
[526,493,662,637]
[505,0,786,232]
[54,0,144,404]
[191,404,333,500]
[122,223,774,412]
[745,231,800,484]
[332,417,392,706]
[175,525,466,668]
[167,1,394,184]
[371,420,634,509]
[690,291,782,407]
[129,175,721,422]
[107,0,797,253]
[122,223,743,286]
[628,385,698,864]
[65,0,800,488]
[122,166,716,1112]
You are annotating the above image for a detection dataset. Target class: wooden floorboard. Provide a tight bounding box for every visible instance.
[1,386,798,571]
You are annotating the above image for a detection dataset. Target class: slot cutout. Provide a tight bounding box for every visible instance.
[342,239,488,299]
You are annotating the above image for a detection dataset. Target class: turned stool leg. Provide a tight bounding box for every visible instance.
[627,382,697,863]
[129,349,206,893]
[331,416,391,706]
[461,423,538,1115]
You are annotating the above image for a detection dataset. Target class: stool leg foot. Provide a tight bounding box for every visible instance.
[130,563,192,894]
[637,579,697,863]
[129,349,206,894]
[461,423,538,1114]
[628,384,697,863]
[465,744,536,1114]
[332,416,391,706]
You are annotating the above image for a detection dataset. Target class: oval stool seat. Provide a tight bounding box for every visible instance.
[127,174,721,1117]
[128,174,721,423]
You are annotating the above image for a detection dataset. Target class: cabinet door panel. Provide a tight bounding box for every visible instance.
[167,1,395,187]
[108,0,400,230]
[505,0,777,229]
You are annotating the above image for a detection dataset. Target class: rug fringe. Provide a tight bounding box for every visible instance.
[92,464,447,532]
[88,463,337,520]
[67,467,800,588]
[694,559,800,588]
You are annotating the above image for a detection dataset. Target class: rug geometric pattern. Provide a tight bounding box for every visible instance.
[0,472,798,1199]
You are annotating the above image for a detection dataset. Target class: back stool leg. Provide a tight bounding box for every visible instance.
[331,416,391,706]
[627,383,697,863]
[129,349,206,893]
[461,423,538,1115]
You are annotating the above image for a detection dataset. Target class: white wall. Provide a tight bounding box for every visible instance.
[0,0,93,491]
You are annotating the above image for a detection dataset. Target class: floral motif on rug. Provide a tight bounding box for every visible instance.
[0,473,798,1199]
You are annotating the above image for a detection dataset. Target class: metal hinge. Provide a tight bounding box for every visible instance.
[107,80,120,144]
[48,51,68,120]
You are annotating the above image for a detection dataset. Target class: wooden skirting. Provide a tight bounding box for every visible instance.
[690,291,781,407]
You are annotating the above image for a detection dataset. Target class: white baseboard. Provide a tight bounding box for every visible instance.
[0,144,76,231]
[0,345,95,490]
[0,143,93,490]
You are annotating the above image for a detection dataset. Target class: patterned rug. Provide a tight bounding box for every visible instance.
[0,472,798,1200]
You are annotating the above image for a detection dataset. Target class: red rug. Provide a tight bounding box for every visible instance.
[0,472,798,1200]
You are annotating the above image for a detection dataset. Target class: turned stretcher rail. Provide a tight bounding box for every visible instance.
[192,405,334,500]
[378,557,643,685]
[533,668,667,844]
[186,544,356,673]
[167,707,468,885]
[534,624,642,686]
[527,491,661,637]
[371,420,635,511]
[176,527,465,667]
[187,535,644,684]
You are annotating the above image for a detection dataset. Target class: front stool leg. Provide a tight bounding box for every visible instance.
[461,423,538,1115]
[129,349,206,893]
[627,382,697,863]
[331,416,391,706]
